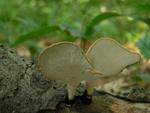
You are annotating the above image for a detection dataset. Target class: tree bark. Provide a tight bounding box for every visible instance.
[0,44,149,113]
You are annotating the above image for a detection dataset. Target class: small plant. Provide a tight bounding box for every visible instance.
[38,38,140,100]
[11,12,121,54]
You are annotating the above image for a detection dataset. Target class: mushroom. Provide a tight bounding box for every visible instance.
[38,38,141,100]
[86,38,141,76]
[38,42,101,100]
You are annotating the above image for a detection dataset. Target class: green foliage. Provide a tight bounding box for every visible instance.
[133,73,150,83]
[12,26,60,46]
[137,35,150,59]
[85,12,121,36]
[11,12,122,47]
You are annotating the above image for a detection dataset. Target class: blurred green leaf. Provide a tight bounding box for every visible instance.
[133,73,150,83]
[59,24,83,38]
[12,25,60,46]
[85,12,121,36]
[137,36,150,59]
[137,4,150,12]
[12,24,81,47]
[133,16,150,26]
[132,75,143,82]
[139,18,150,26]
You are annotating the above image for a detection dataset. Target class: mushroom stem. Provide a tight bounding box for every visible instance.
[74,38,86,51]
[86,81,95,95]
[67,82,78,100]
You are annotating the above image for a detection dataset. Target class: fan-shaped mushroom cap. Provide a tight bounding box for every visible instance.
[38,42,100,99]
[86,38,141,76]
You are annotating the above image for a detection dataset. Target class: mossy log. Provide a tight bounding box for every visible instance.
[0,44,149,113]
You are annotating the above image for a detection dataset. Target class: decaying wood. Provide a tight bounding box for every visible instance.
[0,44,149,113]
[71,93,150,113]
